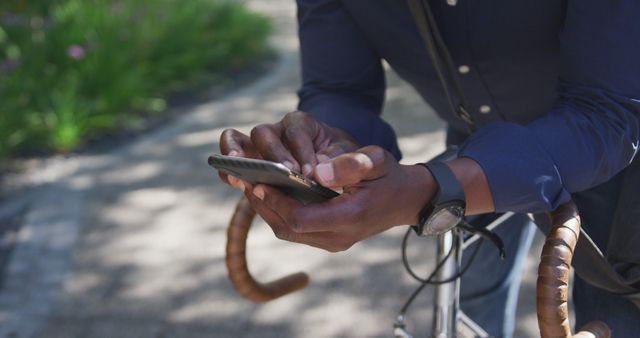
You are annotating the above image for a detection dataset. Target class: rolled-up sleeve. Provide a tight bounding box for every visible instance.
[296,0,401,159]
[460,0,640,213]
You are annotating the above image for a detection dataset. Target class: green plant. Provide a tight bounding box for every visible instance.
[0,0,271,157]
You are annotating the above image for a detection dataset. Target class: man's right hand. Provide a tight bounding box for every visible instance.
[219,111,359,188]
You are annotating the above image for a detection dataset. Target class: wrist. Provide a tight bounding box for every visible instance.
[401,164,437,225]
[445,157,495,215]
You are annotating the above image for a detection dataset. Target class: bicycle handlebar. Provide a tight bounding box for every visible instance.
[225,197,309,303]
[537,202,611,338]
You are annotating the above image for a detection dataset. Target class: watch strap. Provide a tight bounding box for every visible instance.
[414,161,466,234]
[420,161,465,204]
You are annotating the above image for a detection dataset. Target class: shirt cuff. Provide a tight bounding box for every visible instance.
[459,122,572,213]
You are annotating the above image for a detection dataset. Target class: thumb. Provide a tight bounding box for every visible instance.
[314,146,389,188]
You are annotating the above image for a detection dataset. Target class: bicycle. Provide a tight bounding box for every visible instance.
[223,167,611,338]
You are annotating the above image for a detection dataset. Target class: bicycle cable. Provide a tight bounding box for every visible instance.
[398,227,484,315]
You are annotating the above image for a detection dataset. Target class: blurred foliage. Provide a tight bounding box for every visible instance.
[0,0,271,156]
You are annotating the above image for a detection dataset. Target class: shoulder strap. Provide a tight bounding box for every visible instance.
[406,0,476,132]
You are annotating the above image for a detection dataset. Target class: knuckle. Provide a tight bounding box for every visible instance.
[284,125,302,139]
[250,124,272,139]
[288,110,309,121]
[282,111,295,122]
[219,128,235,144]
[282,112,295,126]
[283,111,312,130]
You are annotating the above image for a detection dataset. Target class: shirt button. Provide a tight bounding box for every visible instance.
[479,105,492,114]
[458,65,470,74]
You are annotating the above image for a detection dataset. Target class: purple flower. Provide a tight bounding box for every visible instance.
[67,45,86,60]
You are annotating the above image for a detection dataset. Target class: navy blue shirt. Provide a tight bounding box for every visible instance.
[296,0,640,213]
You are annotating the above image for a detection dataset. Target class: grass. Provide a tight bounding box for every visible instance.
[0,0,271,157]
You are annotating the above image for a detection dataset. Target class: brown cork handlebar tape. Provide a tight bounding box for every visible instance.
[538,202,611,338]
[225,197,309,303]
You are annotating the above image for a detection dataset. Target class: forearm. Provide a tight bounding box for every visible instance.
[454,0,640,214]
[458,93,640,213]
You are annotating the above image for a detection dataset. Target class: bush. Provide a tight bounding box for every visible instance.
[0,0,271,156]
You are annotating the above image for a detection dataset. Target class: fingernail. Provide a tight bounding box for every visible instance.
[315,163,334,184]
[253,185,265,200]
[302,164,313,176]
[228,150,239,157]
[282,161,294,170]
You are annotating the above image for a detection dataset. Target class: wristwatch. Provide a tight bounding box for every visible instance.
[413,161,466,236]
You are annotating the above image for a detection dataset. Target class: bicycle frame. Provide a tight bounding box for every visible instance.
[395,212,514,338]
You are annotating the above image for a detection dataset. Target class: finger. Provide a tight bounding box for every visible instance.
[250,124,299,172]
[245,188,291,238]
[282,111,322,176]
[251,183,304,225]
[254,183,362,234]
[314,145,389,188]
[218,129,255,186]
[218,172,247,191]
[283,126,317,177]
[218,129,249,185]
[246,189,339,250]
[220,129,257,158]
[225,175,243,190]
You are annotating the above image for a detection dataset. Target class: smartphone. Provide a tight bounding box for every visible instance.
[208,154,339,204]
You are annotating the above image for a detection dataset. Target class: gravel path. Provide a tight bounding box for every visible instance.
[0,2,542,337]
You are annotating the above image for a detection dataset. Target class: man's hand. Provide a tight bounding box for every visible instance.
[219,111,359,184]
[216,111,496,251]
[244,146,436,252]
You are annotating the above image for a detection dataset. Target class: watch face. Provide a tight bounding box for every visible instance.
[424,205,464,235]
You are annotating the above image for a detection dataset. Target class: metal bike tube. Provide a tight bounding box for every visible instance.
[431,229,462,338]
